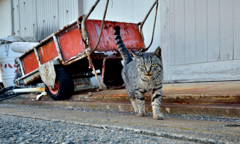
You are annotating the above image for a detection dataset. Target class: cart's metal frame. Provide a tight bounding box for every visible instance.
[14,0,158,93]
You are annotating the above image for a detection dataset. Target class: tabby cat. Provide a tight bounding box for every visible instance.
[114,26,164,120]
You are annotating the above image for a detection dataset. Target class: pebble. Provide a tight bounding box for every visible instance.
[0,115,191,144]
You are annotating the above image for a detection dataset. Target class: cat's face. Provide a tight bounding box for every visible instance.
[132,47,163,77]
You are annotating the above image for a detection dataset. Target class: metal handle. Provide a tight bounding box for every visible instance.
[139,0,159,51]
[81,0,100,43]
[81,0,110,52]
[92,0,109,52]
[81,0,110,90]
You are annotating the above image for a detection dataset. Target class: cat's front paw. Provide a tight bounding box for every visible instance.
[137,112,146,117]
[153,113,164,120]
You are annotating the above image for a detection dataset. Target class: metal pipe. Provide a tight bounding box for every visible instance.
[101,58,107,85]
[12,87,45,93]
[80,0,109,90]
[92,0,109,52]
[81,0,100,43]
[145,0,159,50]
[139,0,158,44]
[87,50,103,89]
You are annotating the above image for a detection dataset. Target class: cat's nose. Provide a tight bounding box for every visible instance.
[146,69,151,74]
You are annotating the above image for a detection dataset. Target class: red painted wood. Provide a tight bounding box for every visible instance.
[58,26,85,62]
[38,40,58,64]
[22,52,38,74]
[85,20,145,52]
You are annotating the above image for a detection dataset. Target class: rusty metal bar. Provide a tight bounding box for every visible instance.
[22,72,41,85]
[145,0,158,50]
[81,0,109,52]
[92,0,109,52]
[80,0,109,90]
[139,0,158,48]
[15,69,39,81]
[33,47,41,66]
[16,58,25,76]
[81,0,100,44]
[101,58,106,85]
[53,35,64,64]
[86,50,103,89]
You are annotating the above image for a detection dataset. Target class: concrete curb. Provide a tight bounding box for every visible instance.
[14,93,240,104]
[2,99,240,118]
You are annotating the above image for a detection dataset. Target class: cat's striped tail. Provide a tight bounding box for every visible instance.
[114,26,133,65]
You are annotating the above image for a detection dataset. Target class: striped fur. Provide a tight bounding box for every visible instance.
[114,26,133,65]
[114,26,164,120]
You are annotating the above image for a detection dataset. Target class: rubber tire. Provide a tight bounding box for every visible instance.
[103,61,124,87]
[45,66,74,100]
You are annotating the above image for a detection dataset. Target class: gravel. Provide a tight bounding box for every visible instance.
[1,104,240,124]
[0,115,193,144]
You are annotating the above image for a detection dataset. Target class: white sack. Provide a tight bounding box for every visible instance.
[11,42,39,53]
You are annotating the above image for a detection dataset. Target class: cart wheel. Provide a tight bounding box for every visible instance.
[45,66,74,100]
[104,61,123,87]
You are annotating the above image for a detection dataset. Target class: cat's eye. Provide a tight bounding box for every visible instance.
[141,65,146,68]
[151,64,155,66]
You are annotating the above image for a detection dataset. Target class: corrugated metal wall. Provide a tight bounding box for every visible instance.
[12,0,80,41]
[161,0,240,82]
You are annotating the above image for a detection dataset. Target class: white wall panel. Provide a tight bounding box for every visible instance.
[12,0,80,41]
[195,0,207,63]
[171,60,240,82]
[220,0,234,61]
[174,0,185,65]
[207,0,220,62]
[12,0,20,36]
[169,0,175,66]
[58,0,78,28]
[234,0,240,60]
[0,0,12,38]
[185,0,195,64]
[161,0,240,82]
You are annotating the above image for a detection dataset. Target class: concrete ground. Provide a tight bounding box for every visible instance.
[1,81,240,143]
[1,81,240,118]
[0,104,239,143]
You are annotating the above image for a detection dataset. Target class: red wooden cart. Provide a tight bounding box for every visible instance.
[14,0,158,100]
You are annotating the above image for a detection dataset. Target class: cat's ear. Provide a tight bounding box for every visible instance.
[131,50,142,59]
[153,46,162,60]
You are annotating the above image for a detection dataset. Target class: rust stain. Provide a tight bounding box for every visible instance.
[85,20,145,52]
[194,83,226,92]
[24,74,41,84]
[58,25,85,62]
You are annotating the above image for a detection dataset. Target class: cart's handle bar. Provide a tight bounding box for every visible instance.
[81,0,109,53]
[81,0,158,52]
[139,0,159,52]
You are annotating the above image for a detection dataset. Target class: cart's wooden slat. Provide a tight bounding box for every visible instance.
[22,51,38,74]
[58,25,85,62]
[86,20,145,52]
[38,40,58,64]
